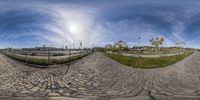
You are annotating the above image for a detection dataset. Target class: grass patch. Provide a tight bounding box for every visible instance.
[104,52,193,69]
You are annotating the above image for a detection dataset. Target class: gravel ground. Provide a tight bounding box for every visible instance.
[0,52,200,100]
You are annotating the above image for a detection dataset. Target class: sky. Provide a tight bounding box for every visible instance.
[0,0,200,48]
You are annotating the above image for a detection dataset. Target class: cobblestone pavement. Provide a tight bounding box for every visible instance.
[0,52,200,100]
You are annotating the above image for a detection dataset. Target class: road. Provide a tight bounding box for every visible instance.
[0,52,200,100]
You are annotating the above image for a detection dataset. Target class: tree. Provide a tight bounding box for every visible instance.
[113,40,128,51]
[149,37,164,51]
[105,44,113,51]
[175,41,185,54]
[105,40,129,52]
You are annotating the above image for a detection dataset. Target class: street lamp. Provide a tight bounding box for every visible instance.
[73,43,75,50]
[138,37,141,48]
[79,40,83,54]
[65,43,71,75]
[68,44,71,64]
[138,37,141,57]
[92,42,94,52]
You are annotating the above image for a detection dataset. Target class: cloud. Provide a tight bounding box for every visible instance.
[0,0,200,48]
[38,5,103,47]
[0,2,104,47]
[97,2,200,48]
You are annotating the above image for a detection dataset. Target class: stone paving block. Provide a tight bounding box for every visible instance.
[0,52,200,99]
[30,87,39,92]
[48,92,61,97]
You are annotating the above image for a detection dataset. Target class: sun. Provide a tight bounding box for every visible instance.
[68,23,80,33]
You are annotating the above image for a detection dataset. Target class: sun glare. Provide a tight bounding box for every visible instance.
[69,24,79,33]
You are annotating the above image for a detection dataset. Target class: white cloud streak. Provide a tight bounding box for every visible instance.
[37,5,103,47]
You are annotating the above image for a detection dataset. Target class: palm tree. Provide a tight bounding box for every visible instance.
[175,41,185,54]
[105,44,113,51]
[149,37,164,52]
[113,40,128,51]
[105,40,128,53]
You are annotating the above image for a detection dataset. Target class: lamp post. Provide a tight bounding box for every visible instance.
[69,44,71,63]
[47,45,50,65]
[138,37,141,48]
[138,37,141,57]
[73,43,75,50]
[26,49,28,62]
[79,40,83,54]
[65,44,71,75]
[92,42,94,52]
